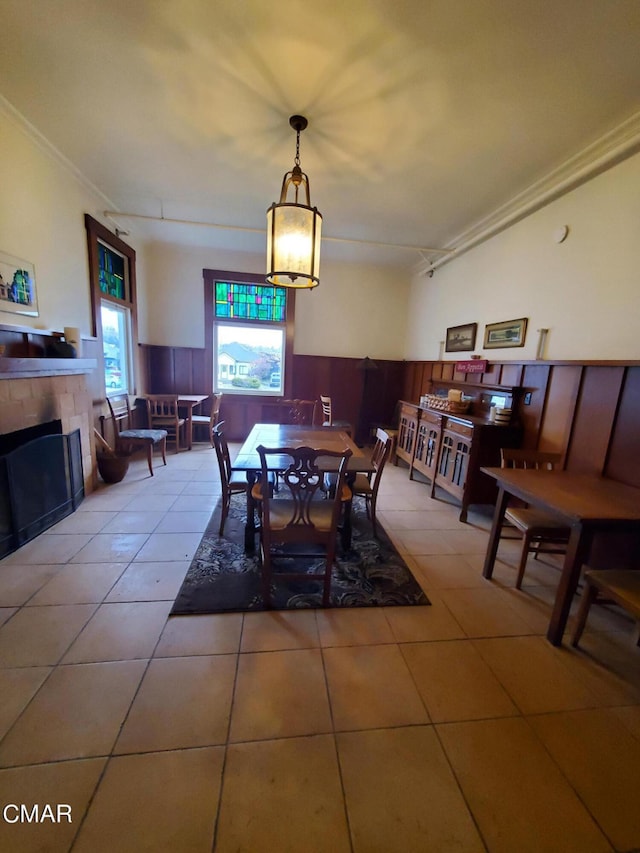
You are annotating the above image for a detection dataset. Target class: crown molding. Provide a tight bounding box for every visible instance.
[419,109,640,275]
[0,94,118,210]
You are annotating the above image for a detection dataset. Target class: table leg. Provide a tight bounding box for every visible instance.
[187,411,193,450]
[546,523,591,646]
[482,486,509,579]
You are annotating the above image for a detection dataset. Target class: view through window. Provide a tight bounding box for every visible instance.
[98,240,132,395]
[85,215,139,397]
[101,302,131,394]
[213,281,287,395]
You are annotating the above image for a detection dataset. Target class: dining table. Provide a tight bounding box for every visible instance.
[232,423,375,553]
[177,394,208,450]
[481,466,640,645]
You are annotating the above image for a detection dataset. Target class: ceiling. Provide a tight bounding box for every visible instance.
[2,0,640,268]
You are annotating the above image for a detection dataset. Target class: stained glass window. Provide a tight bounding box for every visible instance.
[214,282,286,322]
[98,243,126,299]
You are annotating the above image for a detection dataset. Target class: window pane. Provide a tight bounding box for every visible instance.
[214,282,286,322]
[98,242,127,299]
[215,324,284,395]
[101,301,130,394]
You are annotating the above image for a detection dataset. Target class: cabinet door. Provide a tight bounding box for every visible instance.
[397,405,418,465]
[436,427,472,500]
[412,414,441,482]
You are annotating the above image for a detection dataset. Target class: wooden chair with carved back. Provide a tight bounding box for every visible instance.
[281,399,317,426]
[254,444,352,607]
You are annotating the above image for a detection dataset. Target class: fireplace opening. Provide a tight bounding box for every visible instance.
[0,423,84,559]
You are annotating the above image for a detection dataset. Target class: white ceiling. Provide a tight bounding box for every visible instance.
[2,0,640,268]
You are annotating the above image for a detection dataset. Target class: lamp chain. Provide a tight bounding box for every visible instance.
[295,129,301,167]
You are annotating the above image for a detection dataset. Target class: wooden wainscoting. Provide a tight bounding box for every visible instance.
[403,359,640,489]
[138,345,404,443]
[139,343,640,488]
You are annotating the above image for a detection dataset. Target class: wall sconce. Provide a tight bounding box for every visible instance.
[266,115,322,289]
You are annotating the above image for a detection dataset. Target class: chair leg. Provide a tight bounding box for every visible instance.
[322,562,332,607]
[340,497,353,551]
[571,582,599,648]
[370,495,378,538]
[323,544,336,606]
[261,549,272,609]
[218,494,230,536]
[515,532,533,589]
[146,443,154,477]
[160,437,167,466]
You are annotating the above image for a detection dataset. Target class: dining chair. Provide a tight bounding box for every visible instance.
[320,395,353,436]
[146,395,187,452]
[350,428,392,537]
[281,398,317,426]
[212,421,249,536]
[191,392,223,446]
[106,393,167,477]
[254,444,352,607]
[500,448,571,588]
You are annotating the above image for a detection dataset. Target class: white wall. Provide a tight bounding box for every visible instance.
[6,90,637,365]
[1,100,409,360]
[0,103,134,337]
[139,242,409,359]
[405,151,640,361]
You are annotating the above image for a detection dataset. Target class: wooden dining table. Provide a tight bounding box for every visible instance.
[481,466,640,645]
[233,423,374,553]
[177,394,208,450]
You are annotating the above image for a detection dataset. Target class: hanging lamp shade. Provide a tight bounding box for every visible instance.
[266,115,322,289]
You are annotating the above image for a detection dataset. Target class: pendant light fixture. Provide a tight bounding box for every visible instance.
[266,115,322,289]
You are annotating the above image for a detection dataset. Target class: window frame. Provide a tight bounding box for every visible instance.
[204,269,295,399]
[85,214,139,396]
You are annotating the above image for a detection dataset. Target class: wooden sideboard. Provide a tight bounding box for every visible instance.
[397,400,521,521]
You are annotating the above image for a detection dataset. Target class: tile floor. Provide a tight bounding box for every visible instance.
[0,444,639,852]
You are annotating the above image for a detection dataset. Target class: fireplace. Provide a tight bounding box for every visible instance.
[0,421,85,559]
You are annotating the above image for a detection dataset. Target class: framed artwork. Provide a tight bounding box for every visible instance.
[0,250,39,317]
[483,317,528,349]
[445,322,477,353]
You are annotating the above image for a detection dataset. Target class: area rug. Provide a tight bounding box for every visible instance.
[171,497,430,614]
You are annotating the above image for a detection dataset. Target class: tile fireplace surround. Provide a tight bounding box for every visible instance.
[0,359,96,494]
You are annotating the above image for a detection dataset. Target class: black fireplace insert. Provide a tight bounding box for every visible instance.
[0,422,84,559]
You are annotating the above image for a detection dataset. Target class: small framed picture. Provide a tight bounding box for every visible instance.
[445,323,477,353]
[483,318,528,349]
[0,250,39,317]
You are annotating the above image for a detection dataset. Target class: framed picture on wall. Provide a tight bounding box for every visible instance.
[0,250,39,317]
[483,317,528,348]
[445,322,477,353]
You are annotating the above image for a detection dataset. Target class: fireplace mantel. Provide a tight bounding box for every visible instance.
[0,357,97,378]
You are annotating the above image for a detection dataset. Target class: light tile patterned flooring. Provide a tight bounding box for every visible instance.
[0,445,639,852]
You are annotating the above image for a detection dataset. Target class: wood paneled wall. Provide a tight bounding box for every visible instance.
[405,359,640,489]
[139,345,404,444]
[139,343,640,489]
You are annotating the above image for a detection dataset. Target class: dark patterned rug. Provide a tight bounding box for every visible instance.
[171,497,430,614]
